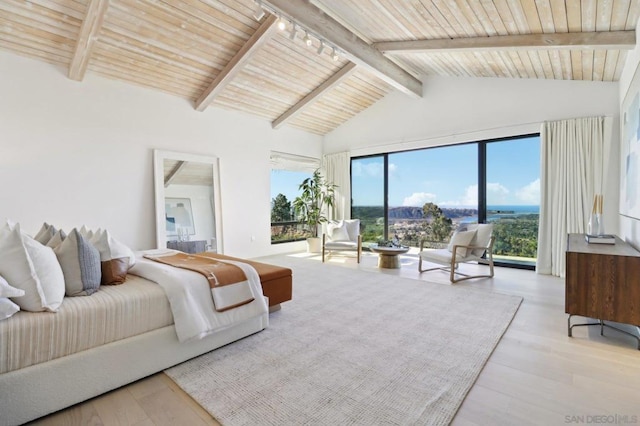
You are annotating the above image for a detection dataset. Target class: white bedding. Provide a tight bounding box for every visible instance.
[130,250,268,342]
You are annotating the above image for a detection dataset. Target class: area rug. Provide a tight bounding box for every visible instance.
[165,256,522,425]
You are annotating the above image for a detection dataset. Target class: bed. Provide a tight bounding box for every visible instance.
[0,252,292,426]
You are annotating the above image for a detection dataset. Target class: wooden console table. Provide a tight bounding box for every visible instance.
[565,233,640,349]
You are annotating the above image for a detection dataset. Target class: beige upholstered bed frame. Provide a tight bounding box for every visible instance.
[0,313,268,426]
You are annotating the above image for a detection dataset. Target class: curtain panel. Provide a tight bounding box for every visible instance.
[322,152,350,220]
[536,116,610,277]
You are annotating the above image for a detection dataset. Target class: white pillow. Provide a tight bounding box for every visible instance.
[0,275,25,298]
[0,223,50,312]
[0,298,20,320]
[54,229,101,297]
[33,222,56,245]
[22,234,66,311]
[90,229,132,285]
[79,225,95,240]
[327,221,350,242]
[447,230,477,258]
[45,229,67,249]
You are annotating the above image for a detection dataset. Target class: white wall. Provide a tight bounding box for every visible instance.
[618,21,640,250]
[324,74,621,233]
[0,52,321,258]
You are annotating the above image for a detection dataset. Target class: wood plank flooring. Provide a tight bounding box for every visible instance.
[27,250,640,426]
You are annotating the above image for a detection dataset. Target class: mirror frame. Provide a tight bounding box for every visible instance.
[153,149,224,253]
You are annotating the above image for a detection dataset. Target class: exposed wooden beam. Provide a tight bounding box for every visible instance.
[262,0,422,98]
[374,31,637,53]
[68,0,110,81]
[272,63,358,129]
[165,161,187,187]
[195,14,278,112]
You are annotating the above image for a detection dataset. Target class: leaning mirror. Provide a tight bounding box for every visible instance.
[153,149,223,253]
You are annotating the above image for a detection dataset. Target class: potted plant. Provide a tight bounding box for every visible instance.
[293,169,337,253]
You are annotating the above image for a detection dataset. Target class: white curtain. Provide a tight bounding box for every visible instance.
[536,116,609,277]
[322,151,350,220]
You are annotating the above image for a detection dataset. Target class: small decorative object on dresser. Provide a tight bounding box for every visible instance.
[584,233,615,244]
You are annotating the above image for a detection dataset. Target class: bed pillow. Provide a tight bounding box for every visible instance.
[0,298,20,320]
[21,235,66,311]
[0,223,49,311]
[54,229,101,297]
[90,229,130,285]
[0,275,25,298]
[327,221,351,242]
[78,225,95,240]
[45,229,66,249]
[447,230,477,258]
[33,222,56,245]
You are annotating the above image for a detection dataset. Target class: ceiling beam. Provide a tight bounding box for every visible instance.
[195,14,278,112]
[165,161,187,187]
[272,63,358,129]
[374,31,637,53]
[68,0,110,81]
[262,0,422,98]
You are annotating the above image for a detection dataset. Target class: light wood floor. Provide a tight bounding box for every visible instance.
[29,251,640,426]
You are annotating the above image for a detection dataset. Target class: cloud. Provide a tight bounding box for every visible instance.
[516,179,540,204]
[402,192,437,206]
[488,182,510,203]
[352,161,397,178]
[352,161,385,178]
[445,183,509,207]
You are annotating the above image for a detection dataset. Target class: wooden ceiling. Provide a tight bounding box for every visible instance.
[1,1,638,135]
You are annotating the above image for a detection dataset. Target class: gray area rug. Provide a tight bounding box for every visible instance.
[165,257,522,425]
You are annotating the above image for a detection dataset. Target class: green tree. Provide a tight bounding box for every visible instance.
[422,202,453,242]
[271,193,292,222]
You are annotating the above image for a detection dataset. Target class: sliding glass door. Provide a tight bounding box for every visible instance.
[485,136,540,266]
[351,156,386,244]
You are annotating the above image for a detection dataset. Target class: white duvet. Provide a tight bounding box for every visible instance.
[130,250,268,342]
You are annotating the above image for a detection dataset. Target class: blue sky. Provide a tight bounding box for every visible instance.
[272,136,540,208]
[270,170,311,204]
[352,136,540,207]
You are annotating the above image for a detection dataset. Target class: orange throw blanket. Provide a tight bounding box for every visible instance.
[144,252,255,312]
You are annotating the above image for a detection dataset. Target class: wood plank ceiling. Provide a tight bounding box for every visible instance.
[1,0,639,135]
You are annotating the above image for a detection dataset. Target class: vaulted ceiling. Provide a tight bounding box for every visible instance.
[1,0,638,135]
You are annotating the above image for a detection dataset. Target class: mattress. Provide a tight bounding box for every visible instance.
[0,274,173,374]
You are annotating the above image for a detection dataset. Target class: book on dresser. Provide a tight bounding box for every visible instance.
[585,233,616,244]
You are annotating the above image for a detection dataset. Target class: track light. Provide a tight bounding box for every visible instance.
[303,31,312,47]
[277,17,287,31]
[252,1,265,21]
[317,40,325,55]
[332,47,339,61]
[289,24,298,40]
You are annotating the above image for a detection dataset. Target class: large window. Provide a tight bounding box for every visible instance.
[351,134,540,267]
[351,155,385,244]
[270,152,319,244]
[485,137,540,265]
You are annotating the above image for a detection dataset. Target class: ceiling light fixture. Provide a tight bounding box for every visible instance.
[252,0,265,21]
[251,1,343,61]
[303,31,312,47]
[277,17,287,31]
